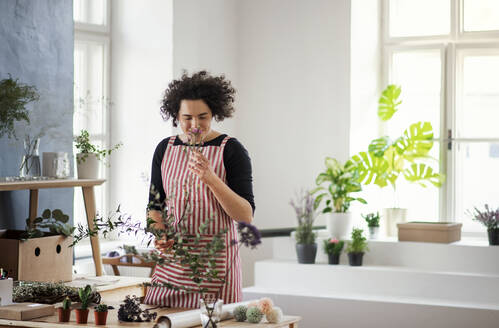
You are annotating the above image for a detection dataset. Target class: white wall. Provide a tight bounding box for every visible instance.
[110,0,173,226]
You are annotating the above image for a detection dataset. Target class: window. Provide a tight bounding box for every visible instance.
[382,0,499,234]
[73,0,111,230]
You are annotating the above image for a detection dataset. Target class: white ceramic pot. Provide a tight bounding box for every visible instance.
[326,212,352,239]
[383,208,407,237]
[76,153,100,179]
[368,226,380,240]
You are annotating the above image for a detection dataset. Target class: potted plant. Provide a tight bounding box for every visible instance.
[0,75,39,140]
[75,285,92,324]
[74,129,122,179]
[313,158,366,238]
[346,228,368,266]
[94,303,110,325]
[323,238,344,265]
[350,85,444,236]
[468,205,499,245]
[290,190,319,264]
[362,212,380,239]
[57,296,72,322]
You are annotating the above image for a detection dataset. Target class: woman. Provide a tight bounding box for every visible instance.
[144,71,255,308]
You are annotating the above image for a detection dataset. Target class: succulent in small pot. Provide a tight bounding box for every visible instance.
[346,228,369,266]
[57,297,72,322]
[362,212,381,240]
[94,303,110,326]
[75,284,92,324]
[323,238,344,265]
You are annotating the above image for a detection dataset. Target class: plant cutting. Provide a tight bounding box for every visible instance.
[94,303,111,325]
[350,85,444,236]
[57,297,72,323]
[290,190,319,264]
[0,75,39,140]
[468,205,499,245]
[346,228,369,266]
[75,284,92,324]
[74,129,122,178]
[362,212,381,239]
[313,158,366,238]
[323,238,344,265]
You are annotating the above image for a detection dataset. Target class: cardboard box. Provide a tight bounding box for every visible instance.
[0,230,73,282]
[0,303,54,320]
[397,222,462,243]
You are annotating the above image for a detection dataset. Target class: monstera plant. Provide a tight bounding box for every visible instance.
[350,85,444,235]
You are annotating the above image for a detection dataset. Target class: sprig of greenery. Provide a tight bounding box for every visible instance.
[362,212,380,227]
[0,75,39,139]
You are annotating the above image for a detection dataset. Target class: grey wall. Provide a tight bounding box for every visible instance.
[0,0,74,229]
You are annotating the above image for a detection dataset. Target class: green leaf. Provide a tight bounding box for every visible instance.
[52,209,64,221]
[403,163,445,187]
[368,136,391,157]
[34,217,43,223]
[378,85,402,121]
[395,121,434,158]
[41,209,51,219]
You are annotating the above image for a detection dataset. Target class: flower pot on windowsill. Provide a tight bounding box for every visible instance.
[76,153,100,179]
[75,308,89,324]
[347,252,364,266]
[368,226,380,240]
[488,228,499,246]
[326,212,352,239]
[296,243,317,264]
[94,310,108,325]
[57,307,72,322]
[327,253,340,265]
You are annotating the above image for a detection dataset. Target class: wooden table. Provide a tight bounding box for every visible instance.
[0,178,106,276]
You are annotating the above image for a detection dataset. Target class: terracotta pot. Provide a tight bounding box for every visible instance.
[57,308,71,322]
[75,308,89,324]
[94,310,108,325]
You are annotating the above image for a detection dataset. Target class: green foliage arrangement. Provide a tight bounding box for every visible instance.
[78,285,93,310]
[350,85,444,203]
[345,228,368,254]
[0,76,39,139]
[313,158,366,213]
[94,304,109,312]
[22,209,75,240]
[74,129,122,164]
[362,212,380,227]
[323,238,344,255]
[290,190,318,244]
[13,281,101,304]
[62,297,71,310]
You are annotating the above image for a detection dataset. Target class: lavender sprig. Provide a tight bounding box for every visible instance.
[467,204,499,230]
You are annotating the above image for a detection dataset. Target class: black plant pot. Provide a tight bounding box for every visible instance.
[296,243,317,264]
[488,228,499,245]
[328,253,340,265]
[348,252,364,266]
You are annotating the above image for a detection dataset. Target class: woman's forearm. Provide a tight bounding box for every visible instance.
[205,175,253,224]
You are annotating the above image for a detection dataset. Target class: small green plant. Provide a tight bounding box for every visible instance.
[290,190,318,244]
[94,304,109,312]
[0,75,40,139]
[313,157,366,213]
[62,297,71,310]
[120,244,138,255]
[323,238,344,255]
[346,228,369,253]
[74,129,122,164]
[22,209,75,239]
[362,212,380,227]
[78,285,92,310]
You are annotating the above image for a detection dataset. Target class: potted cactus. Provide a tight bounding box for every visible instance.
[75,285,92,324]
[57,297,72,322]
[94,303,110,325]
[362,212,380,239]
[346,228,369,266]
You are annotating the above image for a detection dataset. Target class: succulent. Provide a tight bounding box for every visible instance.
[246,307,263,324]
[62,297,71,310]
[233,305,247,322]
[95,304,109,312]
[78,285,93,310]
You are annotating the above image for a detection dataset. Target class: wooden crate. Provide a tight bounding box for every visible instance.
[397,222,462,243]
[0,230,73,282]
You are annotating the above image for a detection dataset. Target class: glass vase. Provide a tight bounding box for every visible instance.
[199,298,223,328]
[19,136,41,178]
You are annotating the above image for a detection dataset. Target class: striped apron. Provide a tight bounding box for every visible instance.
[144,135,242,308]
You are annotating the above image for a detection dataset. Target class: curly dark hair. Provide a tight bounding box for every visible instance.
[160,70,236,127]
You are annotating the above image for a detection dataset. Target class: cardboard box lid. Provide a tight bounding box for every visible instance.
[0,303,54,321]
[397,222,463,231]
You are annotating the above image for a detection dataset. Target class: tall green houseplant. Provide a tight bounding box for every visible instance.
[350,85,444,198]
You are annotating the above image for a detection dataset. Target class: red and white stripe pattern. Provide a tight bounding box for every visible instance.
[144,136,242,308]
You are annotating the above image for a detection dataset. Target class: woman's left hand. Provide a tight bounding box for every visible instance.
[188,150,217,185]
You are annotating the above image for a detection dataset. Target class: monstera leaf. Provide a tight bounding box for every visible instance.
[378,84,402,121]
[350,151,390,187]
[368,136,391,157]
[394,121,434,159]
[404,163,444,187]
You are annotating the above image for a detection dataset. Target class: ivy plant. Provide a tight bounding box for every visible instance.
[74,129,122,164]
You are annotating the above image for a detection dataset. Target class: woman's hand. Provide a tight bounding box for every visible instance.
[188,150,217,185]
[154,238,174,253]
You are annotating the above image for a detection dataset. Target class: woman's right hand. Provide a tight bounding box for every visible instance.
[154,238,174,253]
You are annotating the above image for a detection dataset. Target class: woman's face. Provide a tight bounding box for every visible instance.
[178,99,213,139]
